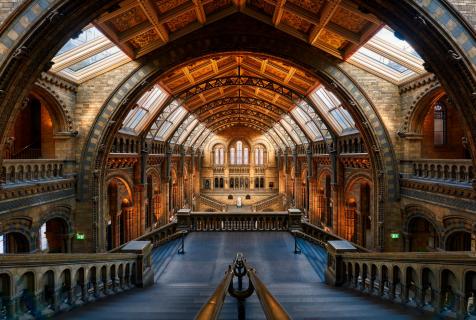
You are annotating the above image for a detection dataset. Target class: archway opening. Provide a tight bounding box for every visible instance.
[421,96,471,159]
[445,231,472,251]
[408,217,437,252]
[106,178,133,250]
[5,95,56,159]
[3,232,30,253]
[41,217,69,253]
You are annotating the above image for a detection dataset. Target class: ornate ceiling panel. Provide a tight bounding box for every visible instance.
[94,0,382,60]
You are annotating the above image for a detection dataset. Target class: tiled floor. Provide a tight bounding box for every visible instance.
[58,232,433,319]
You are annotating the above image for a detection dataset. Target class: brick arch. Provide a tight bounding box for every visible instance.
[36,204,74,234]
[402,83,445,135]
[105,172,134,204]
[344,173,373,195]
[403,204,444,235]
[0,217,35,251]
[31,83,74,132]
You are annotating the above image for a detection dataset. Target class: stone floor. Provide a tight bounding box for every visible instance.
[57,232,433,319]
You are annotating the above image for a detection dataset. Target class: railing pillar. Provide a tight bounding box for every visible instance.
[325,240,357,286]
[121,241,154,288]
[176,208,191,230]
[288,208,302,231]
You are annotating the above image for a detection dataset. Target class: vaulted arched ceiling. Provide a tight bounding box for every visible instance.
[121,52,356,150]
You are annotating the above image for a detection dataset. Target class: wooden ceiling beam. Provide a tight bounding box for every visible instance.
[284,1,319,25]
[138,0,169,43]
[158,1,195,24]
[118,20,154,43]
[96,0,138,23]
[308,0,340,45]
[272,0,286,26]
[339,0,380,24]
[283,67,296,84]
[232,0,246,11]
[182,67,195,84]
[93,21,136,58]
[325,21,360,44]
[193,0,206,24]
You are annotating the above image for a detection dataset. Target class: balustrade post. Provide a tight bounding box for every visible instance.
[121,241,154,288]
[288,208,302,231]
[325,241,357,286]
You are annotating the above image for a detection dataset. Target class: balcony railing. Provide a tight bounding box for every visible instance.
[189,212,289,231]
[1,159,67,185]
[406,159,474,185]
[0,247,152,319]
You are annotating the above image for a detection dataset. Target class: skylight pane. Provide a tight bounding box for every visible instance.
[67,47,121,72]
[375,27,420,58]
[359,47,409,73]
[57,27,103,55]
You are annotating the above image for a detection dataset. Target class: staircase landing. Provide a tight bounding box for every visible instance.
[59,232,431,319]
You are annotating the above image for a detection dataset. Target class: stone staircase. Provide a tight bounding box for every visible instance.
[59,232,430,320]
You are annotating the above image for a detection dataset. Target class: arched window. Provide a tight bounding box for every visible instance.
[219,148,224,165]
[243,147,249,164]
[237,141,243,164]
[230,147,235,165]
[434,102,446,145]
[254,145,265,166]
[214,148,219,165]
[214,146,224,165]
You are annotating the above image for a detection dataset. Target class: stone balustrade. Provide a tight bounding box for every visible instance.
[326,244,476,319]
[0,243,153,320]
[403,159,474,185]
[110,222,179,252]
[190,212,289,231]
[195,193,227,212]
[251,193,285,212]
[1,159,68,185]
[212,166,224,174]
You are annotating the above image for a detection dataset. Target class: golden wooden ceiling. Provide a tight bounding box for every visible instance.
[94,0,383,60]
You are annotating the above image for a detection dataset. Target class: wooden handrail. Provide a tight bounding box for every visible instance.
[243,260,291,320]
[194,266,234,320]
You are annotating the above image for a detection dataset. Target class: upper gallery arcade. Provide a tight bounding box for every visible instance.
[0,0,475,317]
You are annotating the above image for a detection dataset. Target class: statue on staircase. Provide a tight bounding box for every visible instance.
[468,292,476,319]
[236,196,242,208]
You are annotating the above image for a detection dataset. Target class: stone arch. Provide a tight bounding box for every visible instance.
[403,204,443,251]
[36,205,74,234]
[31,83,74,132]
[405,83,445,136]
[403,204,443,235]
[0,217,34,252]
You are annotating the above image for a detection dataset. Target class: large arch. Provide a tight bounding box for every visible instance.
[0,1,474,251]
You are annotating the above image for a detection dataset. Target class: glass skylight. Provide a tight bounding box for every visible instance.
[57,27,104,55]
[121,85,168,134]
[307,87,355,135]
[374,27,420,58]
[349,25,424,84]
[358,47,409,74]
[51,26,130,83]
[67,47,122,72]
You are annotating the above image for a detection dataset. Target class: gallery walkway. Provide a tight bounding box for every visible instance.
[58,232,432,319]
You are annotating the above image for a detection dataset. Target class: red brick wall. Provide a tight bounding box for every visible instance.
[421,102,469,159]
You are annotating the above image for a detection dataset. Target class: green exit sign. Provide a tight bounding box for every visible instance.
[391,233,400,239]
[76,233,85,240]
